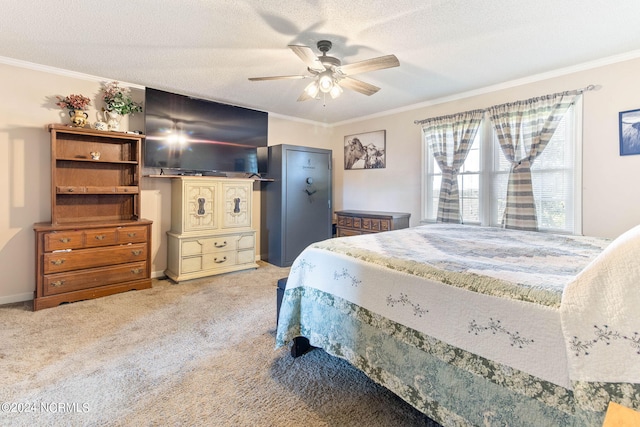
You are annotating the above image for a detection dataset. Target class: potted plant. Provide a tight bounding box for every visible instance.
[101,81,143,130]
[56,94,91,127]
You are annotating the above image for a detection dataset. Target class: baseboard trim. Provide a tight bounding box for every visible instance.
[0,292,34,305]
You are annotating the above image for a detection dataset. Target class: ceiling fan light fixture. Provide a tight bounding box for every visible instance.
[304,81,320,98]
[329,83,343,99]
[318,71,334,93]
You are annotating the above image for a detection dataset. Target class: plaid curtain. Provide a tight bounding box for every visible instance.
[489,92,578,231]
[424,110,483,223]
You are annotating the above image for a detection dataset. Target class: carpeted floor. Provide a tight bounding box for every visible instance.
[0,261,439,426]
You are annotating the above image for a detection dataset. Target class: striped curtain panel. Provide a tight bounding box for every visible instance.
[489,92,578,231]
[424,110,483,223]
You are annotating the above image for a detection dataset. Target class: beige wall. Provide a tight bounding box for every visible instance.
[0,60,333,304]
[1,55,639,304]
[332,57,640,239]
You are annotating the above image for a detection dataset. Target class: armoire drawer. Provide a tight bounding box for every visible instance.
[181,250,238,273]
[181,248,255,274]
[182,236,238,256]
[181,233,255,256]
[44,243,147,274]
[43,261,147,296]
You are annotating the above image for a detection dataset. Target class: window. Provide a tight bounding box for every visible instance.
[422,101,581,234]
[424,132,481,223]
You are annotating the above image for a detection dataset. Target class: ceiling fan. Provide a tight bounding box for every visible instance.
[248,40,400,102]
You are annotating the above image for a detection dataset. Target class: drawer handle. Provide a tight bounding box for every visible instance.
[214,241,227,248]
[59,237,71,243]
[95,235,106,240]
[131,250,142,256]
[51,259,65,266]
[51,280,65,287]
[127,232,137,238]
[131,268,142,274]
[67,188,74,193]
[214,256,227,264]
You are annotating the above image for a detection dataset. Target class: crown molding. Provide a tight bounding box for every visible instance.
[333,49,640,127]
[0,56,145,89]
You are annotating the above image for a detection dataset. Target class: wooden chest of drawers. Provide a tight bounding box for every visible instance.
[34,221,152,310]
[335,210,410,237]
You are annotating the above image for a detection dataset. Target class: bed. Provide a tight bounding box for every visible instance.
[275,223,640,426]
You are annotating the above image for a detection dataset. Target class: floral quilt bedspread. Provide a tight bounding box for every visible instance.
[315,224,609,308]
[275,224,640,425]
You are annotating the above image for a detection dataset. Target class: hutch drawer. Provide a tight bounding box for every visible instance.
[43,243,147,274]
[43,261,147,296]
[117,226,148,243]
[44,230,86,251]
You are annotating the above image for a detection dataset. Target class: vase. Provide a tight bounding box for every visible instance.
[69,109,88,127]
[105,111,122,131]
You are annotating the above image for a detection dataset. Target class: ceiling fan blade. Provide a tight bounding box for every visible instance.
[339,77,381,96]
[248,75,307,81]
[288,45,325,72]
[337,54,400,76]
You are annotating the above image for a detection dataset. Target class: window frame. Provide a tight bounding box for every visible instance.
[421,97,583,234]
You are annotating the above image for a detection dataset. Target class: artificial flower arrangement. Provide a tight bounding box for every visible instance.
[101,81,143,115]
[56,94,91,111]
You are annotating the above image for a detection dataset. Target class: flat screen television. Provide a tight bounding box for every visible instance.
[143,88,268,175]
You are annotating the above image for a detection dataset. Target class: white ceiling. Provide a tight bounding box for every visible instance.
[2,1,640,124]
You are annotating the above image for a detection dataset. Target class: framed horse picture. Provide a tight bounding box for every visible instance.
[344,130,386,170]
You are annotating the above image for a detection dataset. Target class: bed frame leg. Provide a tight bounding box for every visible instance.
[291,336,313,358]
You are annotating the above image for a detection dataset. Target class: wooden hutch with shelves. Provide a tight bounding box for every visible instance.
[33,124,152,311]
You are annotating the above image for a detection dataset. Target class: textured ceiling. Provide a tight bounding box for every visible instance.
[2,1,640,124]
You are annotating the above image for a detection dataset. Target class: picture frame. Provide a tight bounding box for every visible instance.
[344,130,386,170]
[619,108,640,156]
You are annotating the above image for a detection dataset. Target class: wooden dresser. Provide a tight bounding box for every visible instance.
[335,210,410,237]
[33,125,152,311]
[165,177,258,282]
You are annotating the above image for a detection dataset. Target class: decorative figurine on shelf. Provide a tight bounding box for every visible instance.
[101,81,143,131]
[55,93,91,127]
[92,111,108,131]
